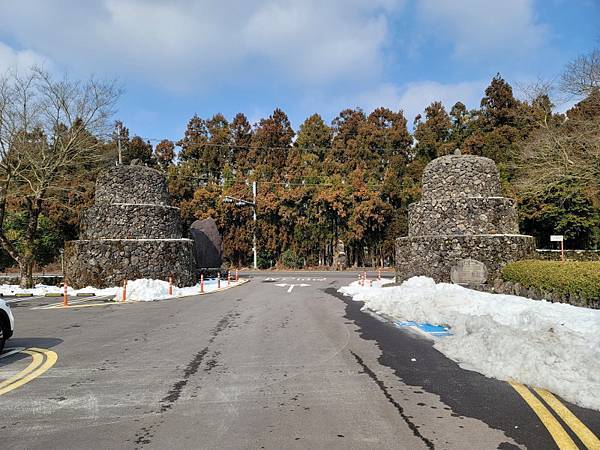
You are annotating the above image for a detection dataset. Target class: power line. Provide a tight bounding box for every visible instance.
[123,135,413,155]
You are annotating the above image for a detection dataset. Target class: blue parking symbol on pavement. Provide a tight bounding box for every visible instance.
[394,320,452,337]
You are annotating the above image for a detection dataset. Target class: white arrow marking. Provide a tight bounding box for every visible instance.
[274,283,310,293]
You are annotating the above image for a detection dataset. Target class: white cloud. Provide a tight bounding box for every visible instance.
[416,0,548,59]
[314,80,486,125]
[0,0,404,90]
[0,42,50,74]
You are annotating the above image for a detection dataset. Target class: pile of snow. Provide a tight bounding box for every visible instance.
[123,278,237,301]
[0,277,243,302]
[0,283,117,297]
[339,276,600,411]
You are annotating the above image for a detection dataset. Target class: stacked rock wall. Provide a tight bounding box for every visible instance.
[65,165,195,288]
[80,204,182,239]
[95,166,171,205]
[65,240,194,288]
[396,154,535,285]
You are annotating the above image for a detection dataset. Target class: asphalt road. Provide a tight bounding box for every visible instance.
[1,271,599,449]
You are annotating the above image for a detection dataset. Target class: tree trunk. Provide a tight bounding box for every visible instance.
[19,257,34,288]
[18,195,44,288]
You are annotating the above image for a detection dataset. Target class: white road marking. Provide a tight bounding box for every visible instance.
[274,283,310,293]
[0,347,25,359]
[265,277,325,282]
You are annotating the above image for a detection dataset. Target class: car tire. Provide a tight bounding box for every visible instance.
[0,324,5,355]
[0,315,9,355]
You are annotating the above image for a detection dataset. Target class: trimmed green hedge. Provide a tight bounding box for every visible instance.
[501,260,600,304]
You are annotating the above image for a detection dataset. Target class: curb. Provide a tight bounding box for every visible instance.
[199,278,251,295]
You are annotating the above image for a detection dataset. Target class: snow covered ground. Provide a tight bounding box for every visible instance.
[339,276,600,412]
[0,278,243,302]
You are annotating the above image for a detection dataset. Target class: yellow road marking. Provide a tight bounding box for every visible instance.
[535,388,600,450]
[34,300,121,310]
[0,350,43,391]
[509,381,578,450]
[0,348,58,396]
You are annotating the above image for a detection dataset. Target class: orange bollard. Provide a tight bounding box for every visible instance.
[168,276,173,296]
[63,282,68,307]
[358,272,362,286]
[122,280,127,302]
[235,268,239,281]
[227,271,231,287]
[217,272,221,289]
[378,268,381,281]
[200,274,204,294]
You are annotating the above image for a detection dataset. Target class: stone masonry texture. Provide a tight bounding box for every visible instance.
[95,165,171,205]
[80,204,182,239]
[421,155,501,200]
[65,164,195,288]
[396,154,535,285]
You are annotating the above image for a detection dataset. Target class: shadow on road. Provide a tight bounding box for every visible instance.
[0,337,63,366]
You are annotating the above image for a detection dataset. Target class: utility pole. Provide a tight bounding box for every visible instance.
[252,181,257,270]
[116,122,122,165]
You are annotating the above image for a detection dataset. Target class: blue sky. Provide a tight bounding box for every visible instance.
[0,0,597,144]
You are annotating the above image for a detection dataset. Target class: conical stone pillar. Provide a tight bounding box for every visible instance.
[65,165,195,288]
[395,154,535,285]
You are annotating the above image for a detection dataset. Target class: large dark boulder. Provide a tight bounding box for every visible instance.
[190,218,222,269]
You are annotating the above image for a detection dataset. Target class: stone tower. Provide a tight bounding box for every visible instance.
[395,154,535,285]
[65,165,195,288]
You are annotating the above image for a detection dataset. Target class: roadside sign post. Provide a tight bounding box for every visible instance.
[550,235,564,262]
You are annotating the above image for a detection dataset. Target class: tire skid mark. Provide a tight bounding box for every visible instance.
[159,347,209,412]
[133,307,238,448]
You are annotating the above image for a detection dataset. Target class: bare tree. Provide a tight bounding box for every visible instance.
[560,48,600,97]
[0,67,120,287]
[516,47,600,202]
[516,92,600,202]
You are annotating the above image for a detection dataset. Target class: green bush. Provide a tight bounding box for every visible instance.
[501,260,600,304]
[280,249,303,269]
[256,251,273,270]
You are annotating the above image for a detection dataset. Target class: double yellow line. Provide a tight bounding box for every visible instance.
[510,382,600,449]
[0,347,58,396]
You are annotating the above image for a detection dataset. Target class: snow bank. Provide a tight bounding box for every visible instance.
[0,282,123,298]
[0,278,243,302]
[123,278,237,301]
[339,276,600,411]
